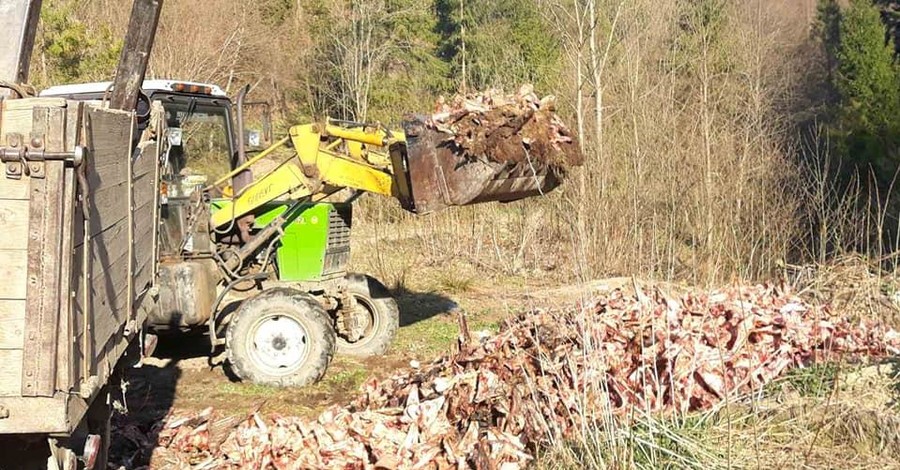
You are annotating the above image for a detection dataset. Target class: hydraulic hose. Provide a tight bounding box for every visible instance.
[207,271,273,353]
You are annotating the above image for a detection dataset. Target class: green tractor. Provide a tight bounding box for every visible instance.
[41,79,564,387]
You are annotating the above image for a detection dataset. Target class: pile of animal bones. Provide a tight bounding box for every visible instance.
[424,85,583,167]
[124,283,900,469]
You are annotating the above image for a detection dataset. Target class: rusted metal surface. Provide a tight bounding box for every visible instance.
[398,117,561,214]
[152,259,218,328]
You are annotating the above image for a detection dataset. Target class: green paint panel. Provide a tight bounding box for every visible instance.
[256,203,331,281]
[209,200,334,281]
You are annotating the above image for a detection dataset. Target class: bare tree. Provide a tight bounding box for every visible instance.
[329,0,398,121]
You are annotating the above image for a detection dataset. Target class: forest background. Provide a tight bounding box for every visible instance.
[30,0,900,286]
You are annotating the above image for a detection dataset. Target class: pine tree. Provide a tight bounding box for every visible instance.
[833,0,900,179]
[435,0,559,92]
[37,0,121,86]
[874,0,900,55]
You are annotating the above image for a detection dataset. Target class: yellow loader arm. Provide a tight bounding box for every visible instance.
[210,122,402,229]
[210,116,563,229]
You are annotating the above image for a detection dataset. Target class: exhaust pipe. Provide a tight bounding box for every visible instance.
[233,84,252,194]
[232,85,254,242]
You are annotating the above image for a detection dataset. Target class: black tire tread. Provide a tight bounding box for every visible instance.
[335,274,400,357]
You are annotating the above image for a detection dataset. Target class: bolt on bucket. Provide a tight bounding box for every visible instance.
[391,116,579,214]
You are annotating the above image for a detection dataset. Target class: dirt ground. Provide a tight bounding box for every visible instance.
[109,259,625,467]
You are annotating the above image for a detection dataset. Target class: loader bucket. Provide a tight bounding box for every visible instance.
[392,117,564,214]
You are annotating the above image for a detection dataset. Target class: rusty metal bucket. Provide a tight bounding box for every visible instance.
[392,117,563,214]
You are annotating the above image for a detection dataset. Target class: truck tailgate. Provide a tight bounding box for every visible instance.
[0,97,161,434]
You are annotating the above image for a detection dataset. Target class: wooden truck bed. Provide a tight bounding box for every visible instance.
[0,97,159,435]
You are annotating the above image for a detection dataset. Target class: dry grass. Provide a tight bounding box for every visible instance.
[532,361,900,470]
[346,0,836,289]
[787,254,900,328]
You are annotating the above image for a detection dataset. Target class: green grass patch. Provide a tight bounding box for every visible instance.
[322,366,369,390]
[536,413,725,470]
[778,363,840,397]
[435,272,476,294]
[471,319,501,334]
[394,318,459,356]
[217,382,281,397]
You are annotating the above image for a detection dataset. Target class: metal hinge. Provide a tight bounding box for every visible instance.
[1,133,84,180]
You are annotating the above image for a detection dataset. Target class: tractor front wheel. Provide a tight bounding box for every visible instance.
[226,288,335,387]
[334,274,399,357]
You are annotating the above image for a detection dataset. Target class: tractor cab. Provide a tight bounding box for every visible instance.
[41,81,263,261]
[41,80,236,198]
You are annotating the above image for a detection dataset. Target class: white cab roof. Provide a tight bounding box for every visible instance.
[40,79,227,97]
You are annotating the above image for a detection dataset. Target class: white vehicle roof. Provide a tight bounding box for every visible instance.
[40,79,227,98]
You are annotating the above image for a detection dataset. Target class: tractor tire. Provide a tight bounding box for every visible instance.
[335,274,400,357]
[226,288,335,387]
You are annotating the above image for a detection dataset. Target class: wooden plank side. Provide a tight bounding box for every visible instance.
[85,255,129,346]
[132,233,155,291]
[75,228,130,352]
[3,98,68,111]
[0,300,26,349]
[74,105,145,394]
[0,350,23,396]
[21,108,66,397]
[132,143,155,177]
[91,236,129,283]
[0,250,28,299]
[73,220,129,278]
[83,179,129,236]
[151,137,161,283]
[81,106,132,241]
[0,178,30,200]
[70,106,133,387]
[0,98,67,138]
[57,166,77,392]
[132,163,155,181]
[0,395,72,434]
[85,157,128,191]
[71,202,86,386]
[132,192,155,235]
[0,199,30,250]
[55,103,78,392]
[64,101,84,151]
[85,107,132,168]
[133,172,156,209]
[127,119,135,326]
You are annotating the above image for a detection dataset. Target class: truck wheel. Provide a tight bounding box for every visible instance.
[82,389,111,470]
[226,288,335,387]
[335,274,400,357]
[45,385,111,470]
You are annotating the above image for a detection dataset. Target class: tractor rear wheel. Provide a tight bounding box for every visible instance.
[334,274,399,357]
[226,288,335,387]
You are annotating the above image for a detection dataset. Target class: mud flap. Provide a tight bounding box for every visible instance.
[393,117,562,214]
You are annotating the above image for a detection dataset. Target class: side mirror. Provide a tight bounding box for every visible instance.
[246,129,261,149]
[233,95,272,151]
